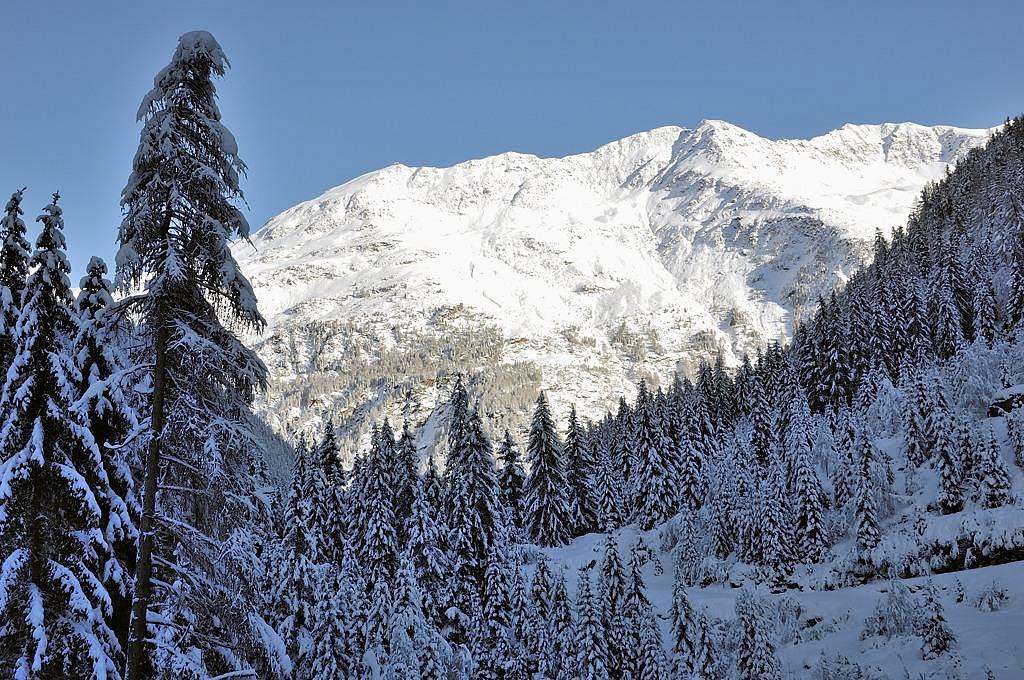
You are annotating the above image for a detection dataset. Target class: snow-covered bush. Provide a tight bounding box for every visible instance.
[972,579,1010,612]
[811,652,867,680]
[859,579,918,640]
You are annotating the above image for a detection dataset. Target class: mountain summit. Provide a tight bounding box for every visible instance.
[235,120,991,445]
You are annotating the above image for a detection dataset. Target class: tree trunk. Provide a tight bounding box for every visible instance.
[126,314,167,679]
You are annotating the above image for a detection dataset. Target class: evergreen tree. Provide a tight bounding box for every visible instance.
[0,194,129,678]
[524,391,572,547]
[920,579,956,660]
[759,460,794,583]
[406,473,451,626]
[735,589,782,680]
[276,450,318,670]
[545,570,575,680]
[669,567,697,677]
[789,389,828,562]
[632,385,679,529]
[935,418,965,515]
[357,420,400,589]
[978,430,1012,508]
[572,569,609,680]
[497,429,527,532]
[597,533,628,679]
[630,606,668,680]
[0,188,30,377]
[689,609,717,680]
[446,403,506,587]
[309,420,346,565]
[855,434,881,562]
[973,277,1000,346]
[592,433,625,531]
[72,255,141,651]
[386,557,454,680]
[394,419,419,538]
[564,404,599,536]
[1009,229,1024,333]
[116,32,269,676]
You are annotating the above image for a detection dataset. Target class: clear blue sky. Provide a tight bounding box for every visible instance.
[2,0,1021,273]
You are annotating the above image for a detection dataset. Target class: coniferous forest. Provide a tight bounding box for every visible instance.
[4,30,1024,680]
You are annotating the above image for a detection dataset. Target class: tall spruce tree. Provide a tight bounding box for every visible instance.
[855,436,881,562]
[524,391,572,547]
[597,532,628,679]
[572,569,609,680]
[117,32,269,677]
[72,255,141,651]
[405,474,451,627]
[394,419,419,537]
[446,402,506,588]
[564,405,599,535]
[357,420,400,589]
[497,429,527,532]
[632,385,679,530]
[0,194,130,677]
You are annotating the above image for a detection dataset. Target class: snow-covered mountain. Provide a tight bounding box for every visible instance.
[235,120,991,452]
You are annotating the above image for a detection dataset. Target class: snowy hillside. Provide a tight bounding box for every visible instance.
[235,120,991,451]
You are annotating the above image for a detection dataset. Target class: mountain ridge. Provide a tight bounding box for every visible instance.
[235,119,993,451]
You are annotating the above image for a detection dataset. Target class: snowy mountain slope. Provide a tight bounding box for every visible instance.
[234,120,992,450]
[535,410,1024,679]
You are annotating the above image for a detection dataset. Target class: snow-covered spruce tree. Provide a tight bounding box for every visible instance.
[668,566,697,678]
[72,255,142,651]
[394,418,419,539]
[624,539,652,618]
[446,401,506,589]
[0,194,131,678]
[307,570,363,680]
[497,428,527,532]
[309,420,347,565]
[0,188,31,378]
[477,544,510,678]
[544,569,575,679]
[934,416,965,515]
[855,435,881,563]
[973,277,1000,346]
[932,265,965,360]
[597,532,628,679]
[405,473,451,627]
[759,459,794,584]
[385,556,454,680]
[920,578,956,660]
[672,405,703,513]
[116,31,271,678]
[1009,227,1024,333]
[630,606,668,680]
[789,389,829,562]
[357,420,400,590]
[564,404,599,535]
[735,589,782,680]
[977,429,1012,508]
[591,432,625,531]
[527,558,553,663]
[573,569,610,680]
[524,391,572,547]
[274,450,318,671]
[1007,408,1024,469]
[632,384,679,529]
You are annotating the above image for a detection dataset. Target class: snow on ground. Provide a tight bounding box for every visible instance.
[538,525,1024,679]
